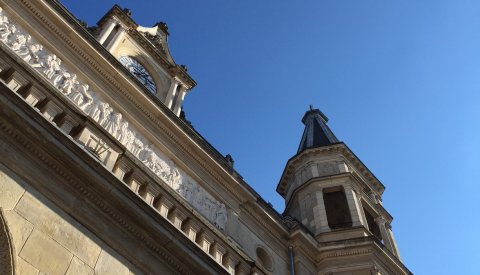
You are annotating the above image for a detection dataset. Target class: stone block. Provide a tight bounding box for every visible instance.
[4,209,33,252]
[74,125,121,170]
[0,169,25,210]
[15,191,102,266]
[19,230,73,275]
[94,249,129,275]
[66,256,94,275]
[16,256,39,275]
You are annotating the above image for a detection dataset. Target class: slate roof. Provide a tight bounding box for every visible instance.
[297,107,339,153]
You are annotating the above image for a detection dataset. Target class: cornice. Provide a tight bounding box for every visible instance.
[283,172,351,213]
[315,237,412,275]
[0,81,241,274]
[277,143,385,197]
[9,0,288,236]
[12,0,252,206]
[0,99,194,275]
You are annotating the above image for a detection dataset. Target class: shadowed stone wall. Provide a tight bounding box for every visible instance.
[0,163,173,275]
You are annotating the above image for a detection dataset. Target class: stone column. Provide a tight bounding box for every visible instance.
[386,224,401,258]
[164,79,179,108]
[356,197,369,231]
[314,189,331,233]
[343,184,364,227]
[375,216,396,255]
[172,85,187,116]
[98,18,117,44]
[106,27,126,52]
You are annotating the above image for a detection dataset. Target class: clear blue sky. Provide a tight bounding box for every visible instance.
[61,1,480,273]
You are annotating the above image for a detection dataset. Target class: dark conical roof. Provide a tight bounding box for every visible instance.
[297,107,339,153]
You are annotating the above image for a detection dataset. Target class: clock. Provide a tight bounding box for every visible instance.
[119,56,157,94]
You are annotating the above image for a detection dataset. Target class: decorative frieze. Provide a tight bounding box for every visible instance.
[0,7,227,230]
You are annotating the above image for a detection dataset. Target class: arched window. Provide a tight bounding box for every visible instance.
[119,56,157,94]
[0,209,15,275]
[256,246,273,271]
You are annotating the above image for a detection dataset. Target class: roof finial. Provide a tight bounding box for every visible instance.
[309,104,314,111]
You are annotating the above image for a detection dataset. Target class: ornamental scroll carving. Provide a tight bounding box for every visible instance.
[0,8,227,230]
[0,208,15,275]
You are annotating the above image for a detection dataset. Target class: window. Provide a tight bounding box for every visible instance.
[256,247,273,271]
[364,208,382,241]
[119,56,157,94]
[323,188,353,229]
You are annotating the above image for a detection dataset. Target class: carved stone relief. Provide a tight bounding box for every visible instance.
[0,8,227,230]
[0,208,15,275]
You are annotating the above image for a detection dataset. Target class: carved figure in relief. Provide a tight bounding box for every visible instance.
[0,8,229,227]
[9,33,30,54]
[154,159,169,179]
[0,11,9,29]
[121,126,135,150]
[117,121,130,142]
[24,44,43,67]
[80,88,94,111]
[131,135,144,157]
[42,54,62,79]
[0,24,15,43]
[104,112,122,136]
[97,102,111,126]
[52,69,68,87]
[69,83,89,106]
[63,73,78,95]
[140,144,157,170]
[167,165,181,190]
[84,99,102,121]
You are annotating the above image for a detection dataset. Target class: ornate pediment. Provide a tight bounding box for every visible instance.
[136,24,168,57]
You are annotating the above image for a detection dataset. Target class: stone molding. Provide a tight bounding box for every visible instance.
[0,208,15,275]
[0,62,263,274]
[0,6,227,230]
[0,95,197,275]
[13,0,256,217]
[278,143,385,197]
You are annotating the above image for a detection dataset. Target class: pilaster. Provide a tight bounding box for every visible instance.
[98,18,117,44]
[172,85,187,116]
[314,189,331,233]
[343,184,364,227]
[164,79,179,108]
[106,28,126,52]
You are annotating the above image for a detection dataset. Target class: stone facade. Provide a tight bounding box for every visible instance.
[0,1,411,274]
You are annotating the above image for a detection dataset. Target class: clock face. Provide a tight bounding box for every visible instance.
[119,56,157,94]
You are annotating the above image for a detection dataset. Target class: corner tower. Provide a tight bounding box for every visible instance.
[279,107,406,273]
